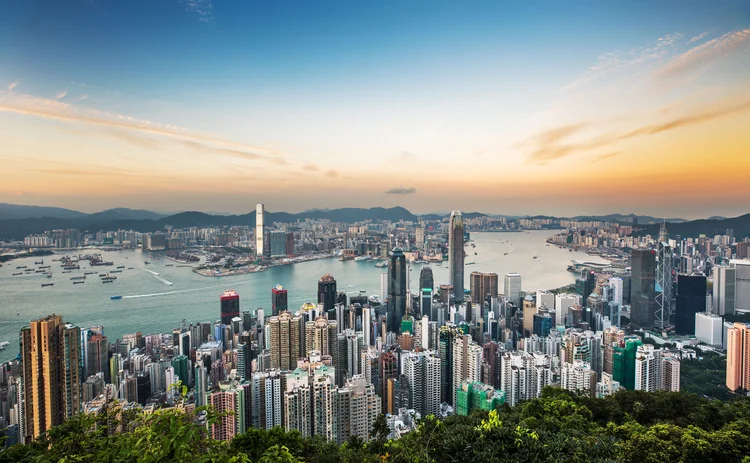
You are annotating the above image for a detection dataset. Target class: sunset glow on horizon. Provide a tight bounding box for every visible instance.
[1,1,749,218]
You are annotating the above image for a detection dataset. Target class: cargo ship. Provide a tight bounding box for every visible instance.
[102,279,113,283]
[111,295,122,300]
[41,283,54,287]
[73,281,84,284]
[70,276,86,280]
[12,272,22,276]
[16,265,26,269]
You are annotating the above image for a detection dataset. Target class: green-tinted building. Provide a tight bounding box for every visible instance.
[171,355,190,388]
[456,381,505,416]
[612,338,642,390]
[401,315,415,335]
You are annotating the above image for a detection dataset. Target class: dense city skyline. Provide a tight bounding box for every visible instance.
[1,1,750,217]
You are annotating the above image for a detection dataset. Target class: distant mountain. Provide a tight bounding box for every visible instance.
[572,213,687,224]
[633,214,750,240]
[0,203,85,220]
[0,206,421,240]
[707,216,727,221]
[85,208,166,222]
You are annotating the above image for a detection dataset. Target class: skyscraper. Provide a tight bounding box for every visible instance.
[255,204,265,259]
[630,249,656,329]
[387,249,407,333]
[733,260,750,313]
[220,290,240,326]
[470,272,484,306]
[504,273,522,308]
[713,265,736,315]
[675,274,707,335]
[419,266,434,292]
[402,350,441,418]
[271,285,288,316]
[20,314,82,442]
[448,211,465,303]
[267,311,302,371]
[655,228,673,329]
[318,274,337,315]
[726,322,750,392]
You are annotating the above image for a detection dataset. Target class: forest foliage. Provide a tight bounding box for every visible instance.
[2,388,750,463]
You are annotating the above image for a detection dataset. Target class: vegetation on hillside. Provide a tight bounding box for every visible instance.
[2,389,750,462]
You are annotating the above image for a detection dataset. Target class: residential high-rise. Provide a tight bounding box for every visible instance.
[726,322,750,392]
[305,316,337,358]
[251,370,284,429]
[713,266,736,316]
[448,210,465,303]
[633,345,679,392]
[86,334,109,383]
[612,338,642,390]
[500,351,552,407]
[402,350,441,418]
[220,290,240,326]
[630,249,656,329]
[675,274,707,335]
[209,381,247,442]
[335,375,381,444]
[560,360,597,398]
[387,249,407,333]
[318,274,337,316]
[455,381,505,416]
[255,203,265,259]
[452,335,482,406]
[271,285,288,316]
[20,314,82,442]
[268,311,302,371]
[504,273,522,308]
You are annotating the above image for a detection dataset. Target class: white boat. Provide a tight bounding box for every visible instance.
[354,255,372,262]
[0,341,10,350]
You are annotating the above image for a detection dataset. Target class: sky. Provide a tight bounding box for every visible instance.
[1,1,749,219]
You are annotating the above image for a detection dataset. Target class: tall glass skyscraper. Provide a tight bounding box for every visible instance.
[630,249,656,329]
[449,210,465,303]
[387,249,407,333]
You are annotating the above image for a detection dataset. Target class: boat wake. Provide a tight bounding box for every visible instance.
[121,276,260,299]
[143,269,160,276]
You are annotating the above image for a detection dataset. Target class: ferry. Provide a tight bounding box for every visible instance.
[41,283,54,287]
[111,295,122,300]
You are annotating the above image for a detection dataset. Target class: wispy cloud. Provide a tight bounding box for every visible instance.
[80,95,88,100]
[55,90,67,100]
[592,152,620,163]
[8,82,18,92]
[302,164,319,171]
[324,169,339,178]
[0,90,285,163]
[564,33,683,91]
[688,32,708,44]
[385,186,417,195]
[656,29,750,79]
[523,98,750,164]
[181,0,214,23]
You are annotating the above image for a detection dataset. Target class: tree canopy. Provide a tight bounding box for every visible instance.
[2,389,750,463]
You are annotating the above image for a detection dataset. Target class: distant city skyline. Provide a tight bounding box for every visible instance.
[1,1,749,218]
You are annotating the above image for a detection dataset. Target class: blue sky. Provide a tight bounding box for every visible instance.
[1,1,749,217]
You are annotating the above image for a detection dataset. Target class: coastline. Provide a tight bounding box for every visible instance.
[192,252,334,277]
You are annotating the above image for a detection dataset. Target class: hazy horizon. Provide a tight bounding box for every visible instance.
[2,1,749,219]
